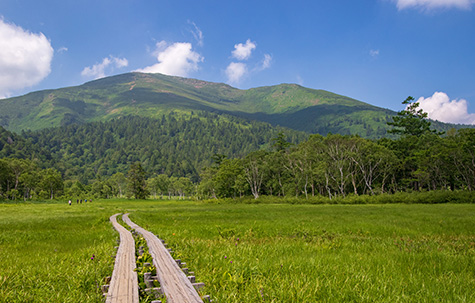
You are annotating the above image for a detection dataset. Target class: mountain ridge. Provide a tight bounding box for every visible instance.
[0,72,466,137]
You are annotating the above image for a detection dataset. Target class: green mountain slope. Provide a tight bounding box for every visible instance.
[0,113,306,182]
[0,72,469,137]
[0,72,396,137]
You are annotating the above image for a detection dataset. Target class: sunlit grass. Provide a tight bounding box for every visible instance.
[0,200,474,302]
[130,203,475,302]
[0,203,115,302]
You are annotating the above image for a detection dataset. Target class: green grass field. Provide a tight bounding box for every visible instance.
[1,200,474,302]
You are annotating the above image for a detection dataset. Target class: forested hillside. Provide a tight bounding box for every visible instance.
[0,72,400,138]
[1,104,475,201]
[0,112,306,183]
[196,99,475,200]
[1,73,474,201]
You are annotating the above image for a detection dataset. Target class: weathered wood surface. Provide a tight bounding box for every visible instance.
[123,213,204,303]
[106,213,139,303]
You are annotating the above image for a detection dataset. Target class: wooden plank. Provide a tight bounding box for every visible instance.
[106,213,139,303]
[123,213,204,303]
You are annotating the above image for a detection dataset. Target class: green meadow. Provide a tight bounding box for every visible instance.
[1,200,474,302]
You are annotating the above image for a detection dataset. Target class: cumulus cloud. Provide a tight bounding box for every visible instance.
[0,18,53,98]
[225,39,271,85]
[415,92,475,125]
[394,0,473,10]
[232,39,256,61]
[81,56,129,79]
[225,62,247,84]
[136,41,203,77]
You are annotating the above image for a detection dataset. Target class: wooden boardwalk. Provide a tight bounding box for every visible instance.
[106,214,139,303]
[123,213,204,303]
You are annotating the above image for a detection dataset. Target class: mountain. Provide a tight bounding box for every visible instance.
[0,72,468,137]
[0,72,397,137]
[1,72,472,182]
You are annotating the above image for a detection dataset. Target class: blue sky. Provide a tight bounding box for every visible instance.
[1,0,475,124]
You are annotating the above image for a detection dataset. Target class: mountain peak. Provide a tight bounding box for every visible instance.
[0,72,397,137]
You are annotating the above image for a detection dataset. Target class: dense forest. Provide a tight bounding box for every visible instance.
[0,111,306,200]
[198,129,475,199]
[0,98,474,201]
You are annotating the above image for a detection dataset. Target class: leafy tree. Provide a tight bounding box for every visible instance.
[290,134,327,197]
[177,177,194,199]
[387,96,438,137]
[449,129,475,190]
[9,158,31,191]
[197,167,217,199]
[68,180,86,198]
[147,174,172,199]
[272,131,292,152]
[0,159,13,198]
[109,172,127,197]
[350,138,398,195]
[243,151,268,199]
[322,134,359,197]
[19,170,39,200]
[156,174,171,198]
[213,158,244,198]
[127,162,148,199]
[39,168,63,199]
[211,154,227,168]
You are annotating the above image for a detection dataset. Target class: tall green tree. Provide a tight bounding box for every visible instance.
[449,129,475,190]
[0,159,13,198]
[213,158,244,198]
[243,150,268,199]
[387,96,438,137]
[127,162,148,199]
[272,131,292,152]
[197,167,218,199]
[109,172,127,197]
[19,170,39,200]
[39,168,63,199]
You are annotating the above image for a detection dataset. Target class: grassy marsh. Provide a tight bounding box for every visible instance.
[0,200,474,302]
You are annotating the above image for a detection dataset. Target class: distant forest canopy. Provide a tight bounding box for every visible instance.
[0,102,475,201]
[0,111,306,183]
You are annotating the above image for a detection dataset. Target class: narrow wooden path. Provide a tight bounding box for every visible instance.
[107,214,139,303]
[123,213,204,303]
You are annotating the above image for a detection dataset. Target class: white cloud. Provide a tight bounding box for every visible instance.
[394,0,473,10]
[232,39,256,61]
[415,92,475,125]
[225,62,247,84]
[81,56,129,79]
[188,21,204,47]
[369,49,380,57]
[57,46,68,53]
[0,18,53,98]
[226,40,271,85]
[261,54,272,70]
[136,41,203,77]
[253,54,273,72]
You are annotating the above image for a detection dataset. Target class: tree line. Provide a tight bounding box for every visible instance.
[0,97,474,201]
[197,97,475,199]
[0,159,196,201]
[0,112,305,182]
